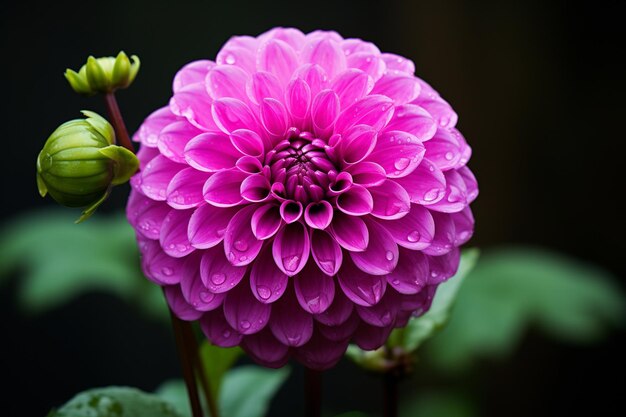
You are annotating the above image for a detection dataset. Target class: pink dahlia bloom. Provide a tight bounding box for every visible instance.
[127,28,477,370]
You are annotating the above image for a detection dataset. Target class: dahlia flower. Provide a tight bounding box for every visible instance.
[127,27,477,370]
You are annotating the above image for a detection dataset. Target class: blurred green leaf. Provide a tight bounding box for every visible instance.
[425,247,626,371]
[155,380,194,417]
[50,386,183,417]
[220,365,290,417]
[400,391,477,417]
[333,412,371,417]
[0,210,167,319]
[199,342,243,400]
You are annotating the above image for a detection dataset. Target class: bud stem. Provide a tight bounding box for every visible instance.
[304,368,322,417]
[103,92,134,153]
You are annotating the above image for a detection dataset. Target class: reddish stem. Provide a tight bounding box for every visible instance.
[103,92,134,152]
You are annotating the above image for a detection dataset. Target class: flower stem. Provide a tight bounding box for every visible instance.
[168,308,203,417]
[103,92,134,153]
[304,368,322,417]
[383,372,399,417]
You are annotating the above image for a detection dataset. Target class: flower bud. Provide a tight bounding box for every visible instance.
[36,111,139,222]
[64,51,140,95]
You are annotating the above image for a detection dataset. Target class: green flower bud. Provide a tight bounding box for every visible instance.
[64,51,140,96]
[36,111,139,222]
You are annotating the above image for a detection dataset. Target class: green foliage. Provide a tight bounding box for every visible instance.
[199,342,243,400]
[0,210,166,319]
[49,386,183,417]
[424,247,626,371]
[400,392,476,417]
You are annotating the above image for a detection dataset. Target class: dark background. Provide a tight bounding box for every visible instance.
[1,0,624,416]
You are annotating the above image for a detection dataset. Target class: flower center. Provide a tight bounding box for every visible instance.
[266,128,338,204]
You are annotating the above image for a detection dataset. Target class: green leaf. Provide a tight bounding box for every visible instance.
[394,248,480,352]
[425,247,626,372]
[0,210,167,320]
[50,386,183,417]
[220,365,290,417]
[199,342,242,400]
[400,391,477,417]
[155,380,193,417]
[334,412,371,417]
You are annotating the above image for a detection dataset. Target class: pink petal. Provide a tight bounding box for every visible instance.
[206,65,250,101]
[349,219,398,275]
[344,161,386,186]
[352,322,393,350]
[368,180,411,220]
[169,83,219,131]
[279,200,303,223]
[381,204,435,250]
[295,63,328,98]
[250,244,288,303]
[236,155,264,174]
[133,198,170,240]
[386,248,429,295]
[135,145,160,167]
[416,96,458,129]
[451,207,475,246]
[211,98,260,134]
[251,204,282,240]
[422,211,456,256]
[173,60,213,93]
[328,212,369,252]
[302,37,347,80]
[248,71,284,105]
[332,69,373,109]
[257,39,299,85]
[336,184,374,216]
[223,280,271,335]
[184,132,240,172]
[338,256,387,306]
[346,52,386,81]
[316,312,359,341]
[428,169,468,213]
[458,166,478,203]
[310,229,343,276]
[424,127,463,171]
[240,173,271,203]
[158,121,202,164]
[428,248,461,284]
[163,285,203,321]
[180,253,225,311]
[200,246,246,293]
[285,78,311,121]
[272,222,310,276]
[334,95,394,134]
[141,155,184,201]
[269,285,314,346]
[140,239,183,285]
[356,293,398,327]
[260,27,306,50]
[341,39,381,56]
[216,35,258,74]
[304,201,333,230]
[314,284,354,326]
[328,171,353,195]
[134,107,178,147]
[311,90,340,138]
[367,130,425,178]
[167,168,210,209]
[260,98,288,137]
[230,129,264,157]
[159,209,195,258]
[293,330,349,370]
[381,53,415,75]
[188,204,237,249]
[340,124,377,165]
[223,205,264,266]
[241,329,290,368]
[294,260,335,314]
[200,308,242,347]
[203,168,247,207]
[394,158,446,205]
[384,104,437,142]
[371,74,421,104]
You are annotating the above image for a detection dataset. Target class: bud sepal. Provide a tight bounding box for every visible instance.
[64,51,140,96]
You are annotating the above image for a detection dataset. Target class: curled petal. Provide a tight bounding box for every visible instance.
[458,166,478,203]
[310,229,343,276]
[381,53,415,75]
[367,130,425,178]
[140,239,184,285]
[242,329,290,368]
[316,312,360,341]
[216,35,258,73]
[369,180,411,220]
[158,121,202,163]
[188,204,238,249]
[279,200,303,223]
[382,204,435,250]
[251,204,282,240]
[294,260,336,313]
[293,330,349,370]
[180,253,225,311]
[295,63,328,98]
[260,98,288,138]
[356,293,399,327]
[170,83,219,131]
[223,204,264,266]
[344,161,386,187]
[160,208,194,258]
[416,96,458,129]
[334,95,394,134]
[394,158,446,205]
[211,98,260,134]
[285,78,311,121]
[427,169,468,213]
[133,198,170,240]
[346,52,386,81]
[422,211,456,256]
[301,37,347,80]
[250,244,289,303]
[203,168,247,207]
[200,308,242,348]
[386,248,429,294]
[269,285,314,347]
[173,60,213,93]
[424,128,463,171]
[349,219,398,275]
[248,71,284,105]
[200,246,247,293]
[141,155,184,201]
[328,212,369,252]
[371,74,420,104]
[332,69,373,108]
[336,184,373,216]
[314,284,354,326]
[163,285,203,321]
[311,90,340,138]
[428,248,461,285]
[257,39,299,84]
[341,124,377,165]
[240,174,271,203]
[206,65,250,101]
[304,201,333,230]
[230,129,264,157]
[185,132,240,172]
[352,322,393,350]
[451,207,475,246]
[272,222,310,276]
[223,281,272,335]
[167,168,210,209]
[338,256,387,306]
[384,104,437,142]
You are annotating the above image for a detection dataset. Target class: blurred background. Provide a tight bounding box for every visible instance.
[1,0,625,416]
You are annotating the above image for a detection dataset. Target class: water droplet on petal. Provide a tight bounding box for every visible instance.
[407,230,420,242]
[282,255,300,272]
[385,250,394,261]
[199,291,214,303]
[222,329,231,338]
[234,240,248,251]
[161,267,173,276]
[431,271,439,278]
[393,157,410,171]
[257,285,271,300]
[445,151,454,161]
[227,252,236,262]
[225,54,236,65]
[211,273,226,285]
[424,189,440,202]
[240,320,251,330]
[307,296,321,313]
